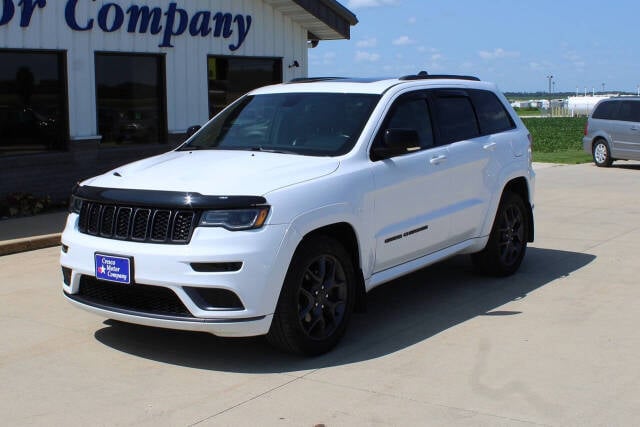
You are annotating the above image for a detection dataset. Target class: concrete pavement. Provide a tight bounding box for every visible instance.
[1,161,640,426]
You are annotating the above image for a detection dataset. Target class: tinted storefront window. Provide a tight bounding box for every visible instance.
[95,53,166,145]
[208,56,282,117]
[0,50,68,156]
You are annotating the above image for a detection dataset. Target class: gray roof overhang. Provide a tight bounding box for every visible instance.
[264,0,358,40]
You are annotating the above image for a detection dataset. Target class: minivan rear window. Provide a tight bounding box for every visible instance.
[593,101,620,120]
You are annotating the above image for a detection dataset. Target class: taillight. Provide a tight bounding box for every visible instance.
[584,121,589,136]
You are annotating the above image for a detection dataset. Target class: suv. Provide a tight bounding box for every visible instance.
[60,74,535,355]
[583,97,640,167]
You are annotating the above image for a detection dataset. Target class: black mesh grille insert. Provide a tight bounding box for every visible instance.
[100,206,116,236]
[151,210,171,241]
[172,211,195,242]
[78,202,197,244]
[132,209,151,240]
[78,276,192,318]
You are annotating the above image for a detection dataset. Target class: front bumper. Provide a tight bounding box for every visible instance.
[60,214,297,337]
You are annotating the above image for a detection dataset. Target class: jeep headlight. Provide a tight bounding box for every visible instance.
[199,207,270,231]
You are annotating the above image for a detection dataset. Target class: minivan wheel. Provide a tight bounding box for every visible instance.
[593,139,613,167]
[267,236,356,356]
[472,192,528,277]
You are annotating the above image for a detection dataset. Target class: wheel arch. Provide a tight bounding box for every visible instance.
[503,177,534,243]
[298,222,367,313]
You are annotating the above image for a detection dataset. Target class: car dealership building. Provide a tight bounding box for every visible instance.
[0,0,356,204]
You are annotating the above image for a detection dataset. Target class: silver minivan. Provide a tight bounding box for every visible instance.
[583,97,640,167]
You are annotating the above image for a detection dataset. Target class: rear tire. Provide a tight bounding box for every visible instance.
[593,139,613,167]
[267,236,356,356]
[472,192,528,277]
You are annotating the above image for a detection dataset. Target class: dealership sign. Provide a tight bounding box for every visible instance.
[0,0,252,50]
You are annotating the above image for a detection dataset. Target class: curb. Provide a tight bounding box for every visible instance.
[0,234,61,256]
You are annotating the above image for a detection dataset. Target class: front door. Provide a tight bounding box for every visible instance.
[369,93,452,273]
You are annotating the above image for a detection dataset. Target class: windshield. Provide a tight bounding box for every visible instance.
[180,92,380,156]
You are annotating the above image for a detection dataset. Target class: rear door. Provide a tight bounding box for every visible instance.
[429,89,503,244]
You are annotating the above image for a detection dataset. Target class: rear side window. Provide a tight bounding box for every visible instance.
[470,90,515,134]
[433,96,479,144]
[593,101,620,120]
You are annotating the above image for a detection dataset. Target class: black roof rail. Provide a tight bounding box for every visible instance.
[399,71,480,81]
[287,77,345,84]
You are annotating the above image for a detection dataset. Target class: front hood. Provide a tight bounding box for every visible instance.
[81,150,340,196]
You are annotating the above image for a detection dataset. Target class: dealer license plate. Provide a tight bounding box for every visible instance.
[95,254,132,284]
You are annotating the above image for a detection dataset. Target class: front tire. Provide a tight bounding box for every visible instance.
[267,236,356,356]
[593,139,613,167]
[473,192,529,277]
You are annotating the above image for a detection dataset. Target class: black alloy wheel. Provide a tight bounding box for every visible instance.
[472,192,529,277]
[267,236,356,356]
[496,202,526,267]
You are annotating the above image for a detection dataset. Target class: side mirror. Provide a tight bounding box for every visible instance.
[186,125,201,138]
[372,128,420,160]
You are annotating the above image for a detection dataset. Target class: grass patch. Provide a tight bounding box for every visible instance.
[533,150,592,164]
[517,109,543,117]
[522,117,591,164]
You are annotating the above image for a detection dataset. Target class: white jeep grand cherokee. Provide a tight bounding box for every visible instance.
[61,73,535,355]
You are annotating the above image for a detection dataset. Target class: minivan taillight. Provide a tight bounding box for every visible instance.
[584,121,589,136]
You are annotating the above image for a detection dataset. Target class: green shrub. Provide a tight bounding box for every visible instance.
[522,117,587,153]
[0,192,53,218]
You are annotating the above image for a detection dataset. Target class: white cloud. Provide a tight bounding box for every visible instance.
[355,51,381,62]
[356,37,377,48]
[346,0,398,9]
[408,16,417,24]
[392,36,415,46]
[478,48,520,60]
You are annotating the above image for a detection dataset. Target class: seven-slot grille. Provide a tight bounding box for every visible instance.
[78,201,197,244]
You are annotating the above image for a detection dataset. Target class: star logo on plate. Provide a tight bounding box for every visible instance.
[98,266,105,274]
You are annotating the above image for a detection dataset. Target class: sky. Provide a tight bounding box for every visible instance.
[309,0,639,93]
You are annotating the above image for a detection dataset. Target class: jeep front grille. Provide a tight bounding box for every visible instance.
[78,202,197,244]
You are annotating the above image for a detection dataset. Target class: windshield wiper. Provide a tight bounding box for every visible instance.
[177,145,211,151]
[249,146,299,155]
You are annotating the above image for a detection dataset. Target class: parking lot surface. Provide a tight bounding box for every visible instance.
[1,162,639,426]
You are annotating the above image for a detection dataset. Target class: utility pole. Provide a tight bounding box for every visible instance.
[601,82,605,93]
[547,75,553,94]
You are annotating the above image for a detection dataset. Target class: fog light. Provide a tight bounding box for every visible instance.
[61,267,71,286]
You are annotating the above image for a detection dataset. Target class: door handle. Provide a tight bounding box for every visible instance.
[430,154,447,165]
[483,142,497,151]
